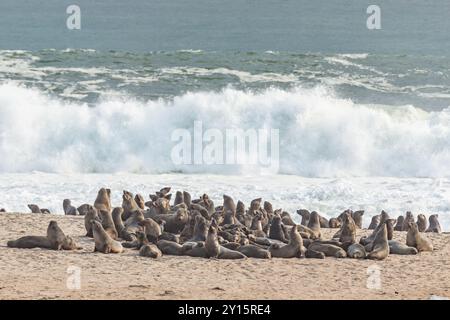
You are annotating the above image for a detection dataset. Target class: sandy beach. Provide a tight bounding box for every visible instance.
[0,212,449,300]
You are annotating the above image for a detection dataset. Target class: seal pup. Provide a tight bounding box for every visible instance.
[402,211,414,231]
[91,220,123,254]
[407,222,433,252]
[416,214,427,232]
[84,205,100,237]
[366,223,389,260]
[63,199,78,215]
[368,214,380,230]
[394,215,404,231]
[305,249,325,259]
[426,214,442,233]
[181,241,208,258]
[307,211,322,239]
[388,240,418,255]
[139,244,162,258]
[157,239,184,255]
[308,242,347,258]
[99,209,118,240]
[269,224,306,258]
[123,231,149,249]
[352,210,364,229]
[94,188,112,214]
[205,220,246,259]
[238,245,271,259]
[296,209,310,226]
[347,243,366,259]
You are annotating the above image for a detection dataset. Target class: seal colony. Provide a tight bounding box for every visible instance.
[4,188,441,261]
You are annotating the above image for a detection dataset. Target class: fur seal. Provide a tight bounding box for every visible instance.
[27,204,49,214]
[305,249,325,259]
[425,214,442,233]
[360,211,389,245]
[339,212,356,245]
[328,218,341,228]
[269,224,305,258]
[366,222,389,260]
[122,191,142,220]
[174,191,184,206]
[139,244,162,258]
[407,222,433,252]
[296,209,310,226]
[236,200,246,216]
[138,218,163,243]
[368,214,380,230]
[280,211,295,226]
[181,241,208,258]
[63,199,78,215]
[416,214,427,232]
[112,207,125,236]
[91,220,123,253]
[238,244,271,259]
[183,191,192,207]
[394,215,404,231]
[7,236,52,249]
[134,194,145,210]
[346,243,366,259]
[205,220,246,259]
[190,215,209,242]
[149,206,189,234]
[307,211,322,239]
[157,239,184,255]
[77,204,90,216]
[269,214,288,242]
[388,240,418,255]
[308,242,347,258]
[84,205,100,237]
[352,210,364,229]
[402,211,414,231]
[99,209,118,240]
[123,230,149,249]
[94,188,112,214]
[250,214,266,237]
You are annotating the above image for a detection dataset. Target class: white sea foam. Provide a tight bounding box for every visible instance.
[1,82,450,177]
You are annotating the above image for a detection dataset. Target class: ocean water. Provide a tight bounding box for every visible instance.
[0,1,450,228]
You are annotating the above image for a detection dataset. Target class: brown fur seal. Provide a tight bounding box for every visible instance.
[416,214,427,232]
[122,191,142,220]
[77,204,90,216]
[305,249,325,259]
[134,194,145,210]
[112,207,125,235]
[159,231,180,243]
[339,212,356,245]
[394,215,404,231]
[402,211,414,231]
[150,206,188,234]
[190,215,208,242]
[366,223,389,260]
[268,214,288,242]
[250,213,266,238]
[138,218,163,242]
[360,210,389,245]
[308,242,347,258]
[236,200,246,215]
[352,210,364,229]
[123,230,149,249]
[157,239,184,255]
[99,209,118,240]
[296,209,310,226]
[174,191,184,206]
[388,240,418,255]
[328,217,341,228]
[139,244,162,258]
[386,219,395,240]
[27,204,49,214]
[63,199,78,215]
[407,221,433,252]
[280,211,295,226]
[307,211,322,239]
[205,220,246,259]
[7,236,52,249]
[183,191,192,207]
[347,243,366,259]
[238,244,271,259]
[91,220,123,253]
[368,214,380,230]
[426,214,442,233]
[94,188,112,213]
[269,224,305,258]
[181,241,208,258]
[84,205,100,237]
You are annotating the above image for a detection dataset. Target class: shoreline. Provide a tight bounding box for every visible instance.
[1,213,449,300]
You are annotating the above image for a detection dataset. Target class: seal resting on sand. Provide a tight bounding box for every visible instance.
[308,242,347,258]
[157,239,184,256]
[425,214,442,233]
[307,211,322,239]
[347,243,366,259]
[269,224,306,258]
[339,212,356,245]
[91,220,123,254]
[139,244,162,258]
[63,199,78,215]
[388,240,418,255]
[238,244,271,259]
[407,221,433,252]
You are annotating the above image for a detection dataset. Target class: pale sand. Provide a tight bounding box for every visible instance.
[0,213,449,300]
